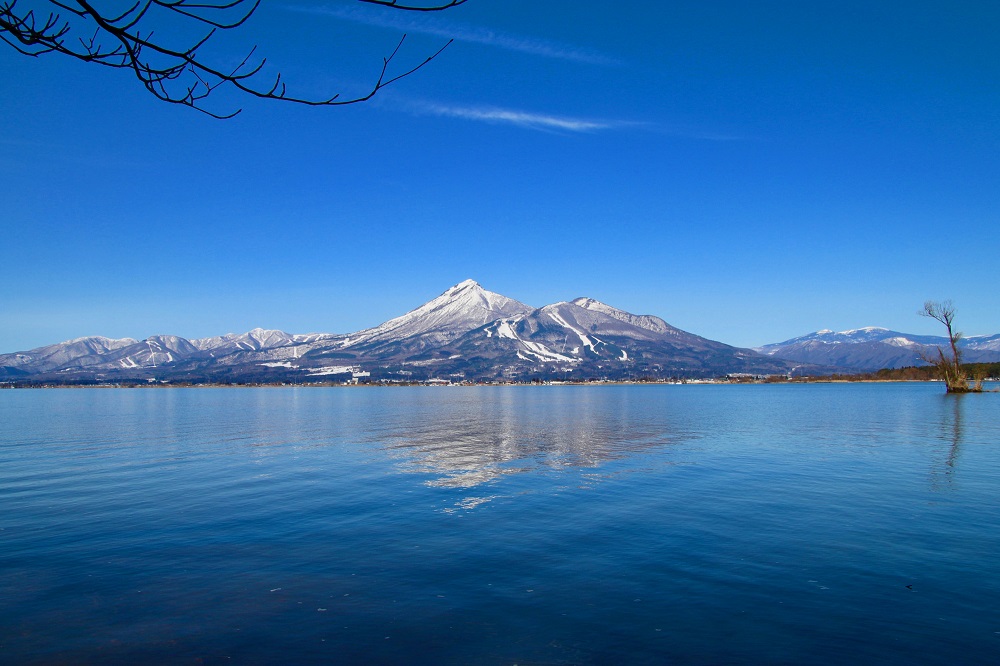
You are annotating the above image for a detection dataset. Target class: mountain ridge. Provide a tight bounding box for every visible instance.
[756,327,1000,370]
[1,280,797,383]
[9,281,996,382]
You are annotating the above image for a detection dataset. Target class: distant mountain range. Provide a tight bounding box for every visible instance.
[755,327,1000,371]
[0,280,796,383]
[4,281,998,384]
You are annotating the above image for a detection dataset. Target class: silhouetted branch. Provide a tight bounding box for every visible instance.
[358,0,467,10]
[0,0,462,118]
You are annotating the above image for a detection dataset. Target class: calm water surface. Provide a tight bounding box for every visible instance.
[1,384,998,664]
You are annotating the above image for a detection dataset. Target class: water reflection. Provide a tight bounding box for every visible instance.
[366,388,689,492]
[930,395,964,489]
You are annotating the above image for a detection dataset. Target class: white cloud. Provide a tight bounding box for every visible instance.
[284,4,619,66]
[415,102,616,132]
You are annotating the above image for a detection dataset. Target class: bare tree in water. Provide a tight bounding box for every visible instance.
[918,300,978,393]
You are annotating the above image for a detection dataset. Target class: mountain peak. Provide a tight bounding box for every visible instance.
[449,279,479,290]
[0,280,805,381]
[571,297,675,335]
[342,280,532,351]
[839,326,888,335]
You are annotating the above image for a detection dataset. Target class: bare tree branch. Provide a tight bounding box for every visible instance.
[0,0,463,118]
[358,0,467,10]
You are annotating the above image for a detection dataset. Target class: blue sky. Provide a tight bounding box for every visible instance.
[2,0,998,352]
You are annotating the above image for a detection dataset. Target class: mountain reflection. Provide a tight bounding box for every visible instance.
[369,388,686,491]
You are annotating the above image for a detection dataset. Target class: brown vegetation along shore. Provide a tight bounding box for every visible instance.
[3,364,998,390]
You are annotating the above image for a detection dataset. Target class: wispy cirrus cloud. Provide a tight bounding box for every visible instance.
[412,101,623,133]
[283,4,620,66]
[405,100,752,140]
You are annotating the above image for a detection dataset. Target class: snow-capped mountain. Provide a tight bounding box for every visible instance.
[441,300,673,366]
[106,335,200,369]
[570,297,679,335]
[965,334,1000,352]
[406,299,789,379]
[756,327,1000,370]
[192,328,301,353]
[336,279,532,356]
[1,279,797,383]
[0,335,137,373]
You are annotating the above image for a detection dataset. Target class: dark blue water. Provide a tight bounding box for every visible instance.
[1,384,998,664]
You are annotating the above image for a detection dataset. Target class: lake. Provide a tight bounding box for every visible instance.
[1,384,998,664]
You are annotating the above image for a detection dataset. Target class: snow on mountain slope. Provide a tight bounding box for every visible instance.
[0,336,138,372]
[571,297,678,335]
[0,280,806,381]
[104,335,201,369]
[192,328,299,353]
[964,334,1000,352]
[756,327,1000,370]
[415,300,793,379]
[532,301,664,351]
[477,301,651,364]
[762,327,931,347]
[482,313,578,364]
[438,301,649,367]
[340,279,532,353]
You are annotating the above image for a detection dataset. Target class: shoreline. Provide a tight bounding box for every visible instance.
[1,378,973,390]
